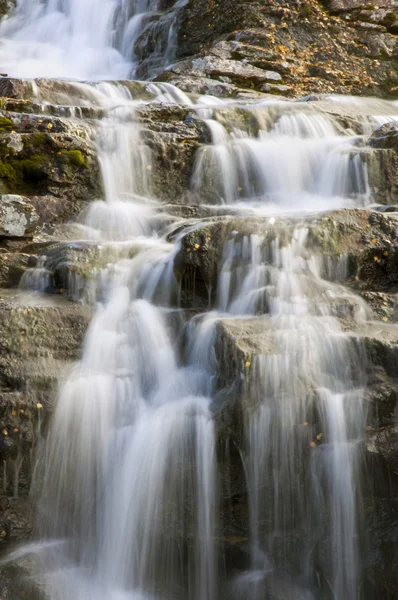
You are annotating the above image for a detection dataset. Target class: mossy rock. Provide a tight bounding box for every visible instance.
[0,130,101,200]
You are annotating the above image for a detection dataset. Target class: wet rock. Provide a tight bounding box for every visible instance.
[369,122,398,150]
[0,554,49,600]
[363,497,398,600]
[159,74,267,99]
[358,321,398,381]
[212,40,292,75]
[361,30,398,59]
[261,83,293,95]
[365,370,398,427]
[35,241,100,300]
[0,77,154,105]
[29,193,84,226]
[168,0,398,99]
[361,291,398,324]
[0,195,38,237]
[138,105,210,202]
[0,295,90,495]
[0,109,92,136]
[364,147,398,205]
[0,498,34,546]
[309,208,398,290]
[366,424,398,473]
[176,0,266,60]
[0,0,15,19]
[0,252,34,287]
[0,79,32,100]
[0,295,91,392]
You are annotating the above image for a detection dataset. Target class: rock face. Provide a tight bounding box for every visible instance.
[0,296,91,492]
[153,0,398,98]
[0,130,101,204]
[138,104,211,201]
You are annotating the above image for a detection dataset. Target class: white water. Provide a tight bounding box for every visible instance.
[27,93,377,599]
[0,0,183,79]
[192,109,370,209]
[30,87,217,600]
[2,2,397,599]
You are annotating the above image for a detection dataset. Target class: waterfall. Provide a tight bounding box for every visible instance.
[0,0,183,79]
[191,109,370,209]
[1,1,396,598]
[11,88,383,599]
[33,84,218,600]
[214,229,367,599]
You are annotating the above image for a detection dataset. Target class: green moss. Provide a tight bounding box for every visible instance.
[0,161,17,184]
[383,12,397,26]
[15,155,49,182]
[60,149,87,168]
[21,132,48,149]
[0,117,13,134]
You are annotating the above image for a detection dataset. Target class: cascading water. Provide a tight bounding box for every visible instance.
[212,229,368,599]
[191,107,370,209]
[0,0,183,79]
[33,86,218,600]
[2,2,398,599]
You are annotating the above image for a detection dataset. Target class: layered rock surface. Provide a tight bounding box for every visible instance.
[158,0,398,98]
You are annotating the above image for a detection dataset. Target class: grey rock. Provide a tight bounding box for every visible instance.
[160,56,284,90]
[261,83,293,95]
[369,121,398,149]
[0,195,38,237]
[325,0,394,13]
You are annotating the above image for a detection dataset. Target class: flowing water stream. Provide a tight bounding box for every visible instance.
[0,0,184,78]
[1,2,398,599]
